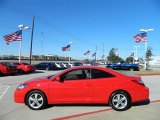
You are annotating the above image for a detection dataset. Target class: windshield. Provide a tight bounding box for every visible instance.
[47,70,64,79]
[47,75,55,79]
[1,62,12,66]
[22,63,30,65]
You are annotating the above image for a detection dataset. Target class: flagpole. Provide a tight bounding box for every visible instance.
[18,24,29,63]
[19,40,22,63]
[69,42,73,63]
[139,28,154,70]
[95,46,97,63]
[29,16,35,64]
[144,39,147,69]
[69,51,70,62]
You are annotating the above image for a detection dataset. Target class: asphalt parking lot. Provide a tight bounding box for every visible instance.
[0,70,160,120]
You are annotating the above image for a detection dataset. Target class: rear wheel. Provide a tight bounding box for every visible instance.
[46,67,49,71]
[26,90,47,110]
[109,91,131,111]
[0,71,3,76]
[129,68,134,71]
[19,69,24,74]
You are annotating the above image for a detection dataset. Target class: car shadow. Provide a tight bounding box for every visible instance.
[15,70,45,76]
[45,99,150,110]
[46,104,109,109]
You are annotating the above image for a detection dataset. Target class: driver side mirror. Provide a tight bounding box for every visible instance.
[54,76,60,82]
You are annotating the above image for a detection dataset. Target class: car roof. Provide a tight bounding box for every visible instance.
[62,66,123,77]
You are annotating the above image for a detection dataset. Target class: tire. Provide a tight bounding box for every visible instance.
[26,90,47,110]
[129,68,134,71]
[109,91,131,111]
[0,71,3,76]
[46,67,49,71]
[19,69,24,74]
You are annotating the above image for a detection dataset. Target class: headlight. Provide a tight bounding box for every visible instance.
[17,84,29,90]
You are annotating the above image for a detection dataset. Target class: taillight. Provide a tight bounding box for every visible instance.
[5,67,9,70]
[25,66,29,68]
[131,79,145,86]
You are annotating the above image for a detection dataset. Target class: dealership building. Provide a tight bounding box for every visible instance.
[150,56,160,65]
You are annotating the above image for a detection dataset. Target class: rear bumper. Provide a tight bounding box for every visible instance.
[131,86,149,103]
[23,68,36,72]
[7,69,18,75]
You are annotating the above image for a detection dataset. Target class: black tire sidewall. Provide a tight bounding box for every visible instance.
[129,68,134,71]
[19,69,24,74]
[109,91,131,111]
[46,67,49,71]
[26,90,47,110]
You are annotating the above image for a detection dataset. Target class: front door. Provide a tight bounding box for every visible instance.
[49,69,93,103]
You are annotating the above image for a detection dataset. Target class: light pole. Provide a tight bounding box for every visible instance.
[69,42,73,62]
[29,16,35,64]
[18,24,29,63]
[139,28,154,70]
[133,46,140,61]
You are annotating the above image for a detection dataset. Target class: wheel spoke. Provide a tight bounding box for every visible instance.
[37,97,43,101]
[120,102,125,108]
[36,102,41,106]
[34,93,38,99]
[29,96,35,101]
[30,102,36,107]
[115,103,120,108]
[112,98,119,102]
[117,94,121,100]
[121,97,127,101]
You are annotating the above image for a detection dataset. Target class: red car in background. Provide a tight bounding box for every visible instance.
[0,62,18,76]
[13,62,36,73]
[14,66,149,111]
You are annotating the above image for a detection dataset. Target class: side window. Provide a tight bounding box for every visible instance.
[39,63,44,66]
[60,69,89,81]
[91,69,115,79]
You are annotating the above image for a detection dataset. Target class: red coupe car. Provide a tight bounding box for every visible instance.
[13,62,36,73]
[14,66,149,111]
[0,62,18,76]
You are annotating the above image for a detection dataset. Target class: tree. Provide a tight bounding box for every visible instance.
[146,47,153,61]
[126,57,134,63]
[145,47,153,70]
[107,48,123,63]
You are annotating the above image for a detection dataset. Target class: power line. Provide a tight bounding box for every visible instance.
[0,0,97,48]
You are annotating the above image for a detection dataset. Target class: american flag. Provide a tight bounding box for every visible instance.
[3,30,22,45]
[84,50,90,56]
[133,32,147,43]
[92,52,96,57]
[62,44,70,51]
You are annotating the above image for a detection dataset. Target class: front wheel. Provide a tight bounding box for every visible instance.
[109,91,131,111]
[129,68,134,71]
[26,90,47,110]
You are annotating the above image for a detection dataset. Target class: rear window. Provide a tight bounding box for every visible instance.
[1,62,11,66]
[91,69,115,79]
[22,63,30,65]
[13,63,20,65]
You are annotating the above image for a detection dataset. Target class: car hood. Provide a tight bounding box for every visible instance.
[24,76,50,84]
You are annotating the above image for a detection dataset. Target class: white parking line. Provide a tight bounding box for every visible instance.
[0,85,10,101]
